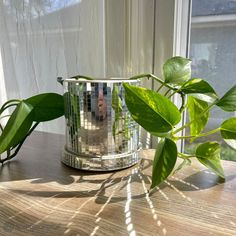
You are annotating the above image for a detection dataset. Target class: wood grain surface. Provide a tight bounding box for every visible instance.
[0,132,236,236]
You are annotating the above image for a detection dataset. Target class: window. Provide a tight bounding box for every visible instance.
[185,0,236,160]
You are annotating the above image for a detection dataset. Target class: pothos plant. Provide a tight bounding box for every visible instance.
[1,57,236,191]
[0,93,64,164]
[123,56,236,189]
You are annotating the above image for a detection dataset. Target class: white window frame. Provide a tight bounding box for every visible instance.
[151,0,192,148]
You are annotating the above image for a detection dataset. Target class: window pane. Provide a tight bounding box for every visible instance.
[186,0,236,161]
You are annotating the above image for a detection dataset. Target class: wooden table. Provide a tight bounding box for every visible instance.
[0,132,236,236]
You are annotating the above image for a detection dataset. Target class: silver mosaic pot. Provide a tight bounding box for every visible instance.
[58,77,141,171]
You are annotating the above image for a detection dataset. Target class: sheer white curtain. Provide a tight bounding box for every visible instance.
[0,0,190,150]
[0,0,107,133]
[0,0,155,134]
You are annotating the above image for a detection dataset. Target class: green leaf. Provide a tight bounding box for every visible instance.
[163,56,191,85]
[196,142,225,179]
[0,101,33,154]
[123,83,181,134]
[187,96,209,139]
[220,117,236,150]
[25,93,64,122]
[216,85,236,111]
[151,138,177,188]
[180,78,218,103]
[189,93,216,103]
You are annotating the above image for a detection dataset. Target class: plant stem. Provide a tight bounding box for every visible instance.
[167,89,186,112]
[156,83,165,92]
[129,73,162,82]
[0,99,21,119]
[148,74,171,89]
[196,128,220,138]
[0,99,21,111]
[164,88,172,96]
[70,75,94,80]
[0,103,19,117]
[0,122,39,164]
[173,102,216,135]
[175,127,220,140]
[0,115,11,120]
[129,73,178,91]
[168,91,177,98]
[179,92,186,113]
[178,152,195,159]
[175,135,195,139]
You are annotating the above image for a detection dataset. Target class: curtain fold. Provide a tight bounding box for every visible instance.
[0,0,107,133]
[0,0,155,137]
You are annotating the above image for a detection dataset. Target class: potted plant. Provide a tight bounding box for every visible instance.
[0,57,235,190]
[59,77,140,171]
[122,56,236,188]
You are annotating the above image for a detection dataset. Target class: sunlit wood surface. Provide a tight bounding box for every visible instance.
[0,132,236,236]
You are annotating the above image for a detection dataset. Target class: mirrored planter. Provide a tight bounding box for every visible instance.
[59,77,141,171]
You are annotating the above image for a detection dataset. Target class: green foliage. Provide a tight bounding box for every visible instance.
[187,96,209,139]
[123,83,181,134]
[186,142,236,162]
[25,93,64,122]
[163,56,191,85]
[180,78,217,103]
[216,85,236,111]
[123,56,236,189]
[195,142,225,179]
[0,93,64,163]
[0,101,33,154]
[151,138,177,188]
[220,117,236,150]
[1,56,235,191]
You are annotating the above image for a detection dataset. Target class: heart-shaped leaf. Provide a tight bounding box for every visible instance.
[25,93,64,122]
[180,78,218,103]
[151,138,177,188]
[196,142,225,179]
[0,101,33,154]
[187,96,209,139]
[216,85,236,111]
[123,83,181,134]
[220,117,236,150]
[163,56,191,85]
